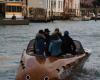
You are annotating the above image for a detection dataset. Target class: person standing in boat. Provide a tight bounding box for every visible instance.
[12,14,16,20]
[35,30,46,56]
[44,28,51,56]
[61,31,76,55]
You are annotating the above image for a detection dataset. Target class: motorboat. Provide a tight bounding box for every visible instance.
[82,16,91,21]
[16,39,90,80]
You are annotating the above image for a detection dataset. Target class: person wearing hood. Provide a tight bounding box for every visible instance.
[52,28,62,40]
[61,31,76,55]
[44,28,51,56]
[49,34,62,56]
[35,30,46,56]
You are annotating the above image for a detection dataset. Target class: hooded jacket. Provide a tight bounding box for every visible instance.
[49,39,62,56]
[35,33,45,55]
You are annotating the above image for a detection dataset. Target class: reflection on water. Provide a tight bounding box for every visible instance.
[0,20,100,80]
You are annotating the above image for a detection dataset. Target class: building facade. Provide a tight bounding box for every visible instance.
[27,0,64,19]
[27,0,47,17]
[47,0,64,16]
[80,0,95,7]
[27,0,48,21]
[0,0,5,18]
[5,0,24,18]
[0,0,82,19]
[0,0,26,19]
[64,0,80,17]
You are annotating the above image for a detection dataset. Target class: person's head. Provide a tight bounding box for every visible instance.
[64,31,69,36]
[39,29,44,34]
[54,28,60,34]
[13,14,15,16]
[55,28,59,32]
[44,28,50,34]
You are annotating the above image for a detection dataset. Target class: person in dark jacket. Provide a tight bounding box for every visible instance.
[35,30,46,55]
[61,31,76,55]
[49,33,62,56]
[12,14,16,20]
[44,28,51,56]
[52,28,62,40]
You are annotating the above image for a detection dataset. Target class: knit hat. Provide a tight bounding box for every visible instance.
[44,28,50,32]
[64,31,69,35]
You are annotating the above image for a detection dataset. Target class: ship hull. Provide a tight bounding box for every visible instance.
[16,51,90,80]
[16,39,90,80]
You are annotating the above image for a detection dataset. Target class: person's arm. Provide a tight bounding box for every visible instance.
[71,38,76,52]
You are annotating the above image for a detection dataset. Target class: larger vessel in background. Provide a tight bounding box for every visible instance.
[16,39,90,80]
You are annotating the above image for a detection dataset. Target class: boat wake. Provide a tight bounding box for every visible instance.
[72,68,100,80]
[84,48,92,53]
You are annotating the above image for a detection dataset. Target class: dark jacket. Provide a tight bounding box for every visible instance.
[44,33,51,47]
[44,33,51,56]
[52,31,62,40]
[35,33,45,55]
[61,35,76,55]
[49,39,62,56]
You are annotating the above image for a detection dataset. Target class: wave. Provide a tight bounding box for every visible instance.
[72,68,100,80]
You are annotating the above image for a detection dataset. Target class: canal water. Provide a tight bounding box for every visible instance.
[0,20,100,80]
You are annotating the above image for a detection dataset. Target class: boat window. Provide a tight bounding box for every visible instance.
[44,76,49,80]
[25,75,30,80]
[6,6,22,12]
[8,0,14,1]
[8,0,21,1]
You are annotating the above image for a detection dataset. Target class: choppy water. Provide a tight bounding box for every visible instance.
[0,20,100,80]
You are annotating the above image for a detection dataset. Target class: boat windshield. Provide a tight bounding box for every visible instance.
[73,40,85,53]
[26,39,85,56]
[26,39,35,53]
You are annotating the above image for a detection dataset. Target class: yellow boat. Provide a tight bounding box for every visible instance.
[16,39,90,80]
